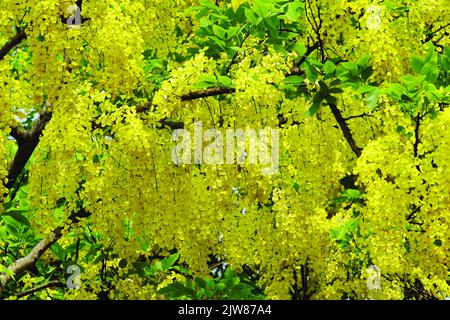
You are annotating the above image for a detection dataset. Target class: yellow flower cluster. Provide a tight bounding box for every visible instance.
[1,0,449,300]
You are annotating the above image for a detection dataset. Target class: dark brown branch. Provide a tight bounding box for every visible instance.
[9,125,28,145]
[291,267,301,300]
[181,87,236,101]
[328,103,362,157]
[413,112,424,174]
[0,30,27,61]
[343,113,374,121]
[158,119,185,129]
[6,109,52,190]
[305,0,325,62]
[76,0,84,11]
[424,22,450,43]
[277,114,302,127]
[135,101,152,114]
[288,42,320,76]
[406,204,422,222]
[15,280,65,299]
[413,113,421,158]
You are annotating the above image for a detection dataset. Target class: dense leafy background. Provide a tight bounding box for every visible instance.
[0,0,449,300]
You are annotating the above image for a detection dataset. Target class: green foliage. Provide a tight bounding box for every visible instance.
[1,0,450,301]
[188,0,305,58]
[158,267,265,300]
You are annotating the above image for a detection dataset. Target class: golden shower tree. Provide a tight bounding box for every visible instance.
[0,0,449,300]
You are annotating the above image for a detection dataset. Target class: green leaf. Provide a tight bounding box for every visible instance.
[401,75,425,90]
[217,75,233,88]
[396,125,406,134]
[263,15,279,37]
[56,53,64,63]
[293,42,307,57]
[228,46,244,55]
[253,0,271,17]
[212,25,227,40]
[341,189,361,202]
[0,264,15,279]
[323,60,336,76]
[2,210,30,227]
[329,87,343,94]
[283,75,303,86]
[307,92,324,117]
[199,0,220,13]
[50,243,66,261]
[161,253,180,270]
[206,35,227,50]
[410,55,424,74]
[365,88,380,110]
[217,282,226,291]
[226,26,240,39]
[192,74,219,88]
[172,265,190,274]
[385,83,406,99]
[360,66,373,83]
[158,282,196,298]
[224,267,236,279]
[304,61,319,81]
[423,42,438,65]
[137,237,150,252]
[244,8,259,25]
[195,277,208,289]
[358,55,370,67]
[421,62,439,83]
[284,1,304,21]
[2,201,14,212]
[342,61,359,75]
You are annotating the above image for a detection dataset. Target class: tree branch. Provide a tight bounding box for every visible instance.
[287,42,320,76]
[0,208,90,293]
[343,113,374,121]
[0,227,62,291]
[328,103,362,157]
[181,87,236,101]
[413,112,423,173]
[9,124,28,145]
[424,22,450,43]
[15,280,65,299]
[6,109,52,190]
[413,112,421,158]
[0,30,27,61]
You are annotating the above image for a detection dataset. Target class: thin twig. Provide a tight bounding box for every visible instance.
[15,281,65,299]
